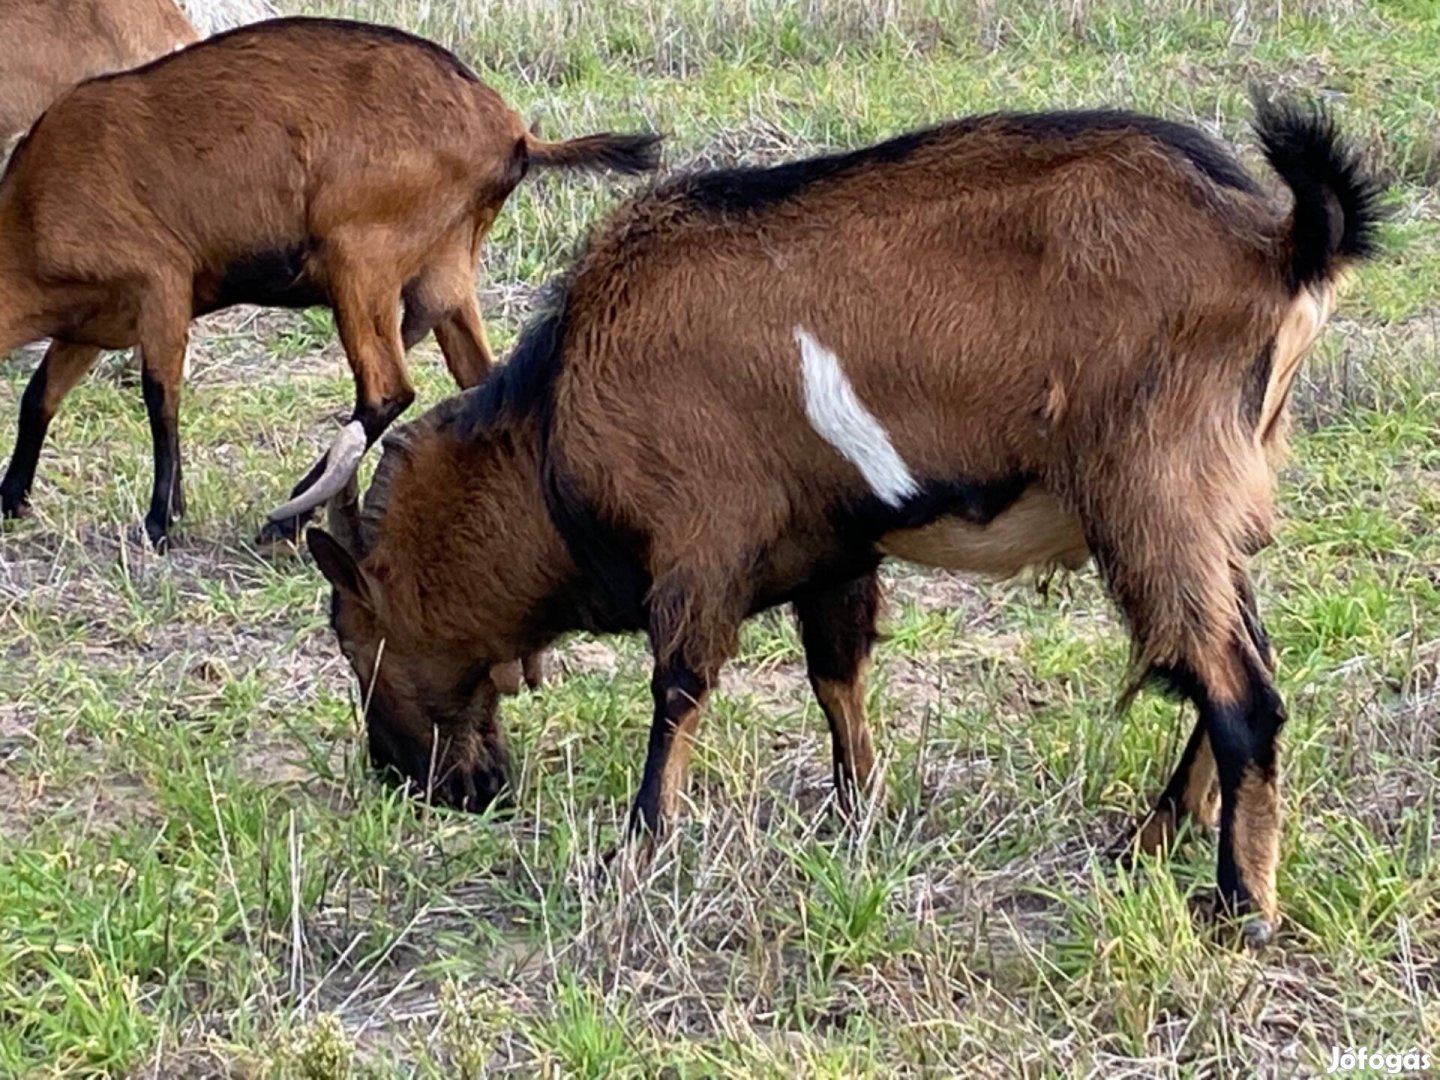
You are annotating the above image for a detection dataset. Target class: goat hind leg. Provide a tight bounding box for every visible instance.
[1131,572,1273,857]
[1,341,102,519]
[1180,631,1284,948]
[629,652,712,845]
[434,295,494,390]
[1101,521,1285,945]
[1129,723,1219,858]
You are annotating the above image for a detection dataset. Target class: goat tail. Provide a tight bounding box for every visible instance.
[1250,90,1386,290]
[521,130,663,176]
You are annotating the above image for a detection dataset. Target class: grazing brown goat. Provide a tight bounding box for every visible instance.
[0,17,661,547]
[0,0,198,145]
[306,96,1382,946]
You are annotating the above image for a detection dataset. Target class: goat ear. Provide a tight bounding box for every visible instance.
[307,527,374,609]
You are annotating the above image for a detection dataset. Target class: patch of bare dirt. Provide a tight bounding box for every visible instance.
[0,764,159,840]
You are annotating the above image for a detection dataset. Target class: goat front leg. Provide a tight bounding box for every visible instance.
[138,291,192,548]
[1,341,102,520]
[626,573,742,843]
[259,278,414,545]
[793,571,881,816]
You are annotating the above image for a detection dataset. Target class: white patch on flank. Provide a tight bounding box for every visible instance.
[794,325,919,508]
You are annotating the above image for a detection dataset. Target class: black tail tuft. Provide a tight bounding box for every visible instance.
[1250,90,1387,289]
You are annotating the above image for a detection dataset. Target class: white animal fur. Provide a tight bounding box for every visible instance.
[795,325,919,508]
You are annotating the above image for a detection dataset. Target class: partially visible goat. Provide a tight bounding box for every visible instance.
[307,95,1382,947]
[0,0,275,378]
[0,17,661,547]
[0,0,197,144]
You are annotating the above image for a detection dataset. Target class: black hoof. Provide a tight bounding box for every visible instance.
[594,836,653,891]
[1,491,30,520]
[393,759,514,818]
[142,517,174,551]
[255,516,304,549]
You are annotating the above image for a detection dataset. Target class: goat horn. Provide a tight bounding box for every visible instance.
[325,472,365,555]
[381,427,415,457]
[267,419,369,523]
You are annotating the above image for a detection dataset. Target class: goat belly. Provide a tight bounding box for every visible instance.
[877,487,1089,579]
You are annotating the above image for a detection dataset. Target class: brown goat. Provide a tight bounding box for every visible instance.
[0,0,198,145]
[307,96,1382,946]
[0,17,661,547]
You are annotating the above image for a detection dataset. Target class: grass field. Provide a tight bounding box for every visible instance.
[2,0,1439,1075]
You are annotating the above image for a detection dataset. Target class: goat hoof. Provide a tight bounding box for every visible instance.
[1105,830,1138,868]
[0,492,30,520]
[1241,917,1276,951]
[1201,889,1278,950]
[255,516,303,549]
[591,843,621,888]
[257,515,303,545]
[1109,808,1177,867]
[596,837,653,890]
[411,762,514,818]
[587,842,642,893]
[142,519,172,551]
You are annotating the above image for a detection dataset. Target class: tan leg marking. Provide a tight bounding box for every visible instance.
[658,694,706,823]
[814,668,876,812]
[1230,765,1282,926]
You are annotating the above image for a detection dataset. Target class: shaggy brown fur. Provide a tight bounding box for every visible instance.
[0,16,661,548]
[308,96,1382,946]
[0,0,197,144]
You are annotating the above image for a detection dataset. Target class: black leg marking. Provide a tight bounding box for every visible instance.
[0,361,51,518]
[141,366,184,547]
[628,653,709,840]
[1164,639,1285,947]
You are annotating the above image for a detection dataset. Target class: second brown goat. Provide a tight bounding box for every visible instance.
[0,0,199,145]
[0,16,661,547]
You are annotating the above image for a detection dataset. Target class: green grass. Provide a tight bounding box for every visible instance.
[2,0,1439,1075]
